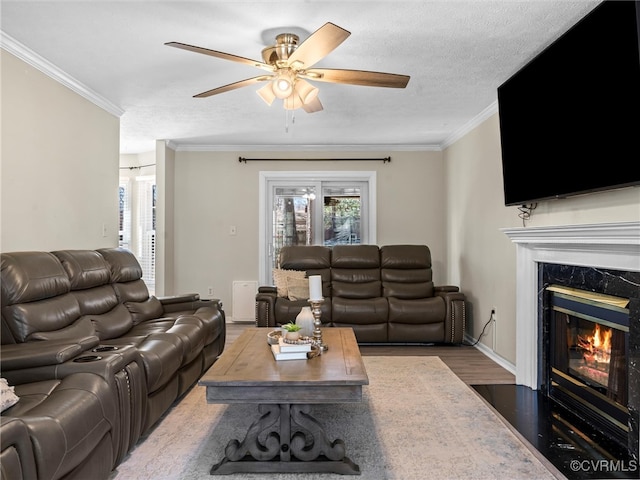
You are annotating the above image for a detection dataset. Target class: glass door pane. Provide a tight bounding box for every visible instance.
[272,185,316,268]
[261,173,374,285]
[322,184,363,246]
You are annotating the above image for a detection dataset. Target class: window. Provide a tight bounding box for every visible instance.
[118,179,131,249]
[259,171,376,284]
[136,176,156,294]
[119,168,156,294]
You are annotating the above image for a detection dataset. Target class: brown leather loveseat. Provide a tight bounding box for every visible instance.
[0,248,225,480]
[256,244,466,344]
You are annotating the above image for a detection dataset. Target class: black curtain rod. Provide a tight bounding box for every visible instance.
[119,163,156,170]
[239,157,391,164]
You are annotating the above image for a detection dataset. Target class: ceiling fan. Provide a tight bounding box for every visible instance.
[165,22,410,113]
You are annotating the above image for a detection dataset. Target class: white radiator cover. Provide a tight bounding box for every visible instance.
[232,281,258,321]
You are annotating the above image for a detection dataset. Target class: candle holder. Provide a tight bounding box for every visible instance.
[308,298,328,352]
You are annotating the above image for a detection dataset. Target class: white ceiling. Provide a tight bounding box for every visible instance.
[0,0,601,154]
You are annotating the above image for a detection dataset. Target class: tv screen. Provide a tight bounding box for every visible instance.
[498,0,640,206]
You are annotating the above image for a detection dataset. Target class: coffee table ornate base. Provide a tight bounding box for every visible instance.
[210,403,360,475]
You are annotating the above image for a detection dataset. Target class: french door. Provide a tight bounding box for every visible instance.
[259,171,376,285]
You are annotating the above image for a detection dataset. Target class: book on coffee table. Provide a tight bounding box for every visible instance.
[271,344,309,361]
[277,338,312,353]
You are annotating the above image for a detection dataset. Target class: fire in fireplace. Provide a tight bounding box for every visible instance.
[546,285,630,449]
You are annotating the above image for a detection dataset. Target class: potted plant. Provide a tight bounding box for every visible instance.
[281,322,302,341]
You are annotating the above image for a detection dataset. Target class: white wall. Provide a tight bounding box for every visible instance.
[445,111,640,365]
[1,51,120,251]
[169,150,447,317]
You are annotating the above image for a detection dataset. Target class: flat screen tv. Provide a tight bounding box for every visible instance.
[497,0,640,206]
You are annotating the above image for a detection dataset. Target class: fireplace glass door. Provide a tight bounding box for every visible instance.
[547,285,630,446]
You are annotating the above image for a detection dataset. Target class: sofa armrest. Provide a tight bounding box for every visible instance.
[157,293,200,305]
[160,297,223,314]
[0,336,100,371]
[435,285,460,293]
[256,288,277,327]
[1,417,38,480]
[435,290,466,344]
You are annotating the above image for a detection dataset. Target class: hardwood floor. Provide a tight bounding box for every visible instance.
[224,322,515,385]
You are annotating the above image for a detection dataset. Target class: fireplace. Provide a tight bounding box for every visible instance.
[546,285,630,448]
[502,221,640,460]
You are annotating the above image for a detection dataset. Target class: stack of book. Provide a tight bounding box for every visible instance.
[271,338,311,361]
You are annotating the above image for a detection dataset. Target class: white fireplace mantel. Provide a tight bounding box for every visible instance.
[502,221,640,388]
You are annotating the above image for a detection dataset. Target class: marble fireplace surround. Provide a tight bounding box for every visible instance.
[502,221,640,389]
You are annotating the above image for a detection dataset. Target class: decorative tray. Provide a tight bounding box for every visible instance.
[267,330,282,345]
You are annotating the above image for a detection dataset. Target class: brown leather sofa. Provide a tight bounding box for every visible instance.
[0,248,226,480]
[256,244,466,344]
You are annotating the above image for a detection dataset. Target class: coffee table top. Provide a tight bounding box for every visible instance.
[199,327,369,404]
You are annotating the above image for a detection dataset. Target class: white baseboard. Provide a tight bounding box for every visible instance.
[465,333,516,376]
[227,317,254,324]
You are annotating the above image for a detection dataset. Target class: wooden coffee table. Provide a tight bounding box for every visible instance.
[199,327,369,475]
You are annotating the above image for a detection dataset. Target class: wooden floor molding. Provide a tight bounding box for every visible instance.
[225,323,515,385]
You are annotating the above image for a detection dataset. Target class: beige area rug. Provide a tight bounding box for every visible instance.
[110,356,562,480]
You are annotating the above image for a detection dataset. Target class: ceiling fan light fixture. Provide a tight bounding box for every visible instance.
[294,79,319,105]
[256,83,276,105]
[272,71,295,99]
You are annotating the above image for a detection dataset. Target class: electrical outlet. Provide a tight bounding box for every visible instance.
[491,307,497,323]
[207,286,214,296]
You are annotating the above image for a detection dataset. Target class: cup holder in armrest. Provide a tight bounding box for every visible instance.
[73,355,102,363]
[93,346,119,352]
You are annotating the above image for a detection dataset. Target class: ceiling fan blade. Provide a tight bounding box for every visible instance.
[287,23,350,69]
[193,76,272,98]
[303,68,410,88]
[165,41,273,72]
[302,96,323,113]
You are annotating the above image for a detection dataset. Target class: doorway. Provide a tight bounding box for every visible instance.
[259,171,376,285]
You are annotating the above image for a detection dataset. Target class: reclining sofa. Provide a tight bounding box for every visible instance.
[0,248,225,480]
[256,244,466,344]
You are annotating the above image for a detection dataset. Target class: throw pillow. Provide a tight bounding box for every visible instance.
[1,378,19,412]
[287,276,310,301]
[272,268,306,298]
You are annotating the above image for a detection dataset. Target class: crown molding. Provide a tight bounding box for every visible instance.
[168,143,442,153]
[441,101,498,149]
[1,31,124,117]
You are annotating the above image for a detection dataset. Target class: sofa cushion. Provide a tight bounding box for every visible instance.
[52,250,112,290]
[383,281,434,299]
[331,267,381,298]
[87,304,134,340]
[380,245,431,269]
[332,297,388,325]
[2,293,84,343]
[29,317,96,342]
[331,245,380,268]
[1,252,70,305]
[97,248,143,283]
[279,246,331,270]
[381,244,434,299]
[387,297,445,324]
[124,297,164,325]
